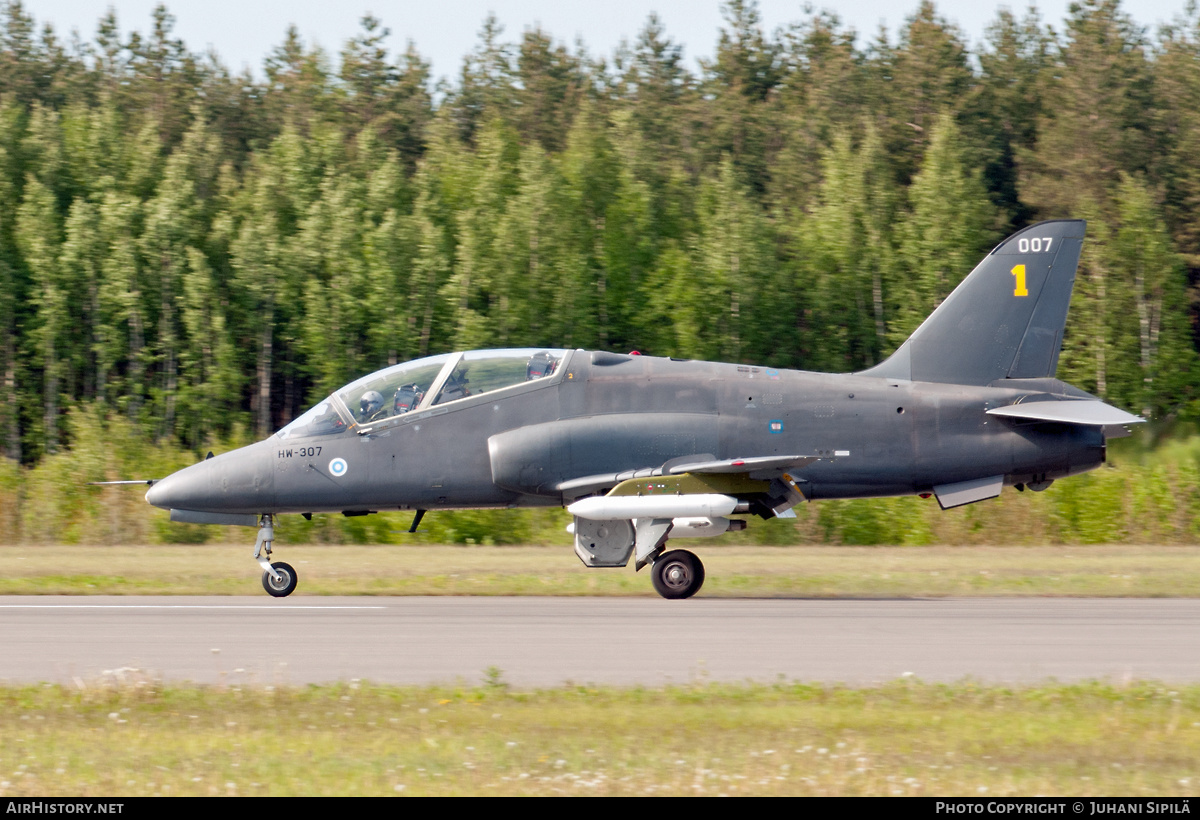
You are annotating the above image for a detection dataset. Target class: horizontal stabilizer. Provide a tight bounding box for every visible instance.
[986,400,1143,426]
[568,494,738,521]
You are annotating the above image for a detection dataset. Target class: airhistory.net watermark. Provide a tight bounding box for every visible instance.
[5,804,122,815]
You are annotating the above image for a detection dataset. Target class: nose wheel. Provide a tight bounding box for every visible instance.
[253,514,299,597]
[651,549,704,599]
[262,561,298,597]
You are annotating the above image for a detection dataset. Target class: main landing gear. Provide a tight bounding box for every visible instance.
[254,514,298,597]
[650,549,705,599]
[572,515,709,599]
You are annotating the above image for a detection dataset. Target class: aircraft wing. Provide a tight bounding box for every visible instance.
[986,400,1143,426]
[663,455,819,476]
[555,454,818,499]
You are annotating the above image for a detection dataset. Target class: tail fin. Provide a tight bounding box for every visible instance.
[860,219,1085,385]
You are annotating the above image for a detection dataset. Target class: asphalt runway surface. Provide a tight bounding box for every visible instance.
[7,595,1200,686]
[1,596,1198,687]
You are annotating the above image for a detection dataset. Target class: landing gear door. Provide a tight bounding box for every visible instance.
[573,518,634,567]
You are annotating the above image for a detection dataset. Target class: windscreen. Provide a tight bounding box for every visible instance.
[275,399,349,439]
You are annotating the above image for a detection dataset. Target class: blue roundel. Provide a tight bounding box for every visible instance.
[329,457,349,477]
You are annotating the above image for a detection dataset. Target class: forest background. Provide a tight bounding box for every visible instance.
[0,0,1197,547]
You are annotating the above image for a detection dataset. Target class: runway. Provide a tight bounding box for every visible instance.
[2,596,1199,687]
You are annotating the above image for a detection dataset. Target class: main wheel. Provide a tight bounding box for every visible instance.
[651,550,704,599]
[262,561,298,597]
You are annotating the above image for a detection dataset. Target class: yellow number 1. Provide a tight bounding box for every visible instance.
[1011,264,1028,297]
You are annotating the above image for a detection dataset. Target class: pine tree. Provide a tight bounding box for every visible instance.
[16,175,65,453]
[700,0,782,197]
[872,1,974,181]
[803,126,900,371]
[971,5,1051,223]
[1106,174,1197,417]
[1021,0,1155,218]
[893,113,1000,345]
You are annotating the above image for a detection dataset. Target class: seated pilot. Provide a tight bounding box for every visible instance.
[359,390,388,422]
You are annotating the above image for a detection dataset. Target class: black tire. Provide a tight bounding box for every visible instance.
[262,561,298,597]
[651,550,704,599]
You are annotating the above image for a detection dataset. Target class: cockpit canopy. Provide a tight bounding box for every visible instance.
[277,348,568,439]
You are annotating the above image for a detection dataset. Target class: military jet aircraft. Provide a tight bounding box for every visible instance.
[137,219,1142,598]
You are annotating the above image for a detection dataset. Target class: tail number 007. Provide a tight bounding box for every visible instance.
[1017,237,1053,254]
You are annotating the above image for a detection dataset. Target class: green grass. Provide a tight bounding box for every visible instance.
[0,679,1196,796]
[0,544,1198,597]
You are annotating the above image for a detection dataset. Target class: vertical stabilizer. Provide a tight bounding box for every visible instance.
[860,219,1085,385]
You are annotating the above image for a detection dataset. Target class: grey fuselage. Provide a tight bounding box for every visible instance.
[145,349,1104,517]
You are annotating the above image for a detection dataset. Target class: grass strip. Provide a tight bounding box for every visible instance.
[0,677,1196,796]
[0,544,1198,597]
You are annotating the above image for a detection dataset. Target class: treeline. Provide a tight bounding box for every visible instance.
[0,0,1196,463]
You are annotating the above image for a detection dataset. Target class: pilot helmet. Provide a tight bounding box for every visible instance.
[360,390,384,417]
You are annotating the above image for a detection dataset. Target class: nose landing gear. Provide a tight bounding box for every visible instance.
[253,514,299,597]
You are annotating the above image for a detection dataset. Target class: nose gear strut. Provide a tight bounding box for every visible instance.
[253,514,298,597]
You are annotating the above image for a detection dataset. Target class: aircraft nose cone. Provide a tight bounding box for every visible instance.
[144,474,175,509]
[145,461,217,510]
[145,441,275,513]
